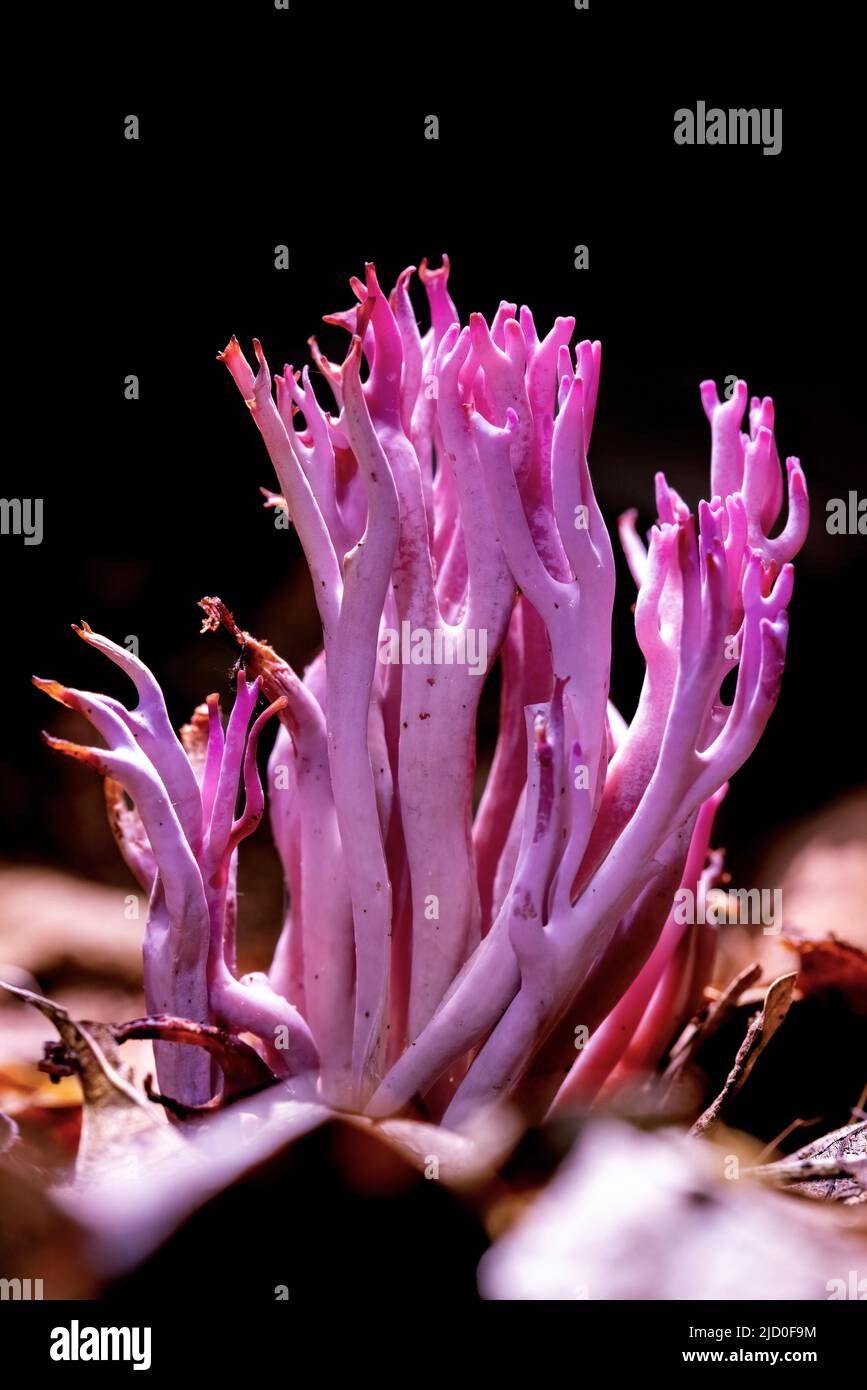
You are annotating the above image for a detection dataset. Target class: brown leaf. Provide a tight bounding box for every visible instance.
[783,933,867,1013]
[746,1121,867,1203]
[0,980,183,1183]
[662,960,762,1097]
[110,1015,276,1113]
[690,972,797,1136]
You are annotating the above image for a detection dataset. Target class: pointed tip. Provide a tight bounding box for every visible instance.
[40,731,101,769]
[32,675,68,701]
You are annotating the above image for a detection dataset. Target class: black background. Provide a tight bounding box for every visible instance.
[3,3,864,943]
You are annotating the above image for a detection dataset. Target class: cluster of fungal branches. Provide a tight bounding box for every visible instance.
[36,258,808,1127]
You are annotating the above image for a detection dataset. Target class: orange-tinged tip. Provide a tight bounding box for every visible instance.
[260,487,288,511]
[217,335,241,362]
[308,336,342,387]
[418,254,451,285]
[197,598,285,677]
[198,595,244,642]
[40,732,105,772]
[32,676,74,707]
[261,695,289,720]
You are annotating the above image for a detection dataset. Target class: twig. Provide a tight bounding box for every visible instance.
[690,973,796,1137]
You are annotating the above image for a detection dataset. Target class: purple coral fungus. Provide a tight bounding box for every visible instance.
[36,258,808,1129]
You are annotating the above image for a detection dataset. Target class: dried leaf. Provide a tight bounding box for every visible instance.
[0,980,182,1183]
[783,933,867,1013]
[662,961,762,1095]
[746,1121,867,1203]
[110,1015,276,1112]
[690,972,797,1136]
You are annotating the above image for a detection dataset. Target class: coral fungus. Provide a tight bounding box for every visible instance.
[36,259,808,1127]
